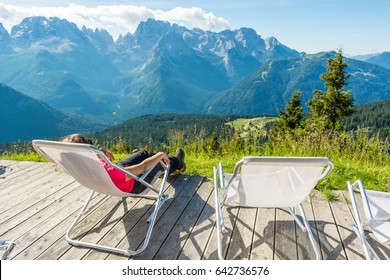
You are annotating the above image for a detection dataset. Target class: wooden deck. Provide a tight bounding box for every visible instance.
[1,160,389,260]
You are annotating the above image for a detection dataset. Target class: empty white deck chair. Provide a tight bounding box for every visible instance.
[213,156,334,260]
[347,180,390,260]
[32,140,171,256]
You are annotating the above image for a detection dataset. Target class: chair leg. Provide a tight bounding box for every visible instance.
[288,207,306,232]
[352,224,376,260]
[214,166,225,260]
[347,181,376,260]
[298,204,321,260]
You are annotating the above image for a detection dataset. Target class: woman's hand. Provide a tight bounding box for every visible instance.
[157,152,170,166]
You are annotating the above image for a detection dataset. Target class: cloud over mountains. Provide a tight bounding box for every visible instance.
[0,2,231,39]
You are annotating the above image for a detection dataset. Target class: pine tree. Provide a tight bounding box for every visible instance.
[209,131,221,156]
[278,90,303,130]
[307,49,356,130]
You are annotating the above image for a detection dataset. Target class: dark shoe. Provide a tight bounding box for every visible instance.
[176,148,186,172]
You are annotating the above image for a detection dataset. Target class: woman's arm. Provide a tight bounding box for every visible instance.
[123,152,170,176]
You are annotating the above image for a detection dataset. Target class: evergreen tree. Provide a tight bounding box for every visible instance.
[307,49,356,130]
[278,90,303,130]
[209,131,221,156]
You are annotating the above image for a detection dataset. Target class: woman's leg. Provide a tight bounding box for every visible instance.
[168,155,179,172]
[118,150,167,194]
[117,149,185,194]
[118,149,184,173]
[170,148,185,173]
[117,150,153,167]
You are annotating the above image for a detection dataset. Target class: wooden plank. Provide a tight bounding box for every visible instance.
[0,171,74,219]
[226,207,257,260]
[4,185,90,259]
[0,176,77,236]
[0,161,47,186]
[0,164,55,200]
[273,208,297,260]
[177,179,216,260]
[106,175,191,260]
[131,176,204,260]
[0,161,42,186]
[0,161,23,182]
[250,208,275,260]
[0,163,58,204]
[0,161,38,182]
[0,183,88,248]
[0,160,20,167]
[329,191,365,260]
[13,210,79,260]
[153,176,212,259]
[311,191,346,260]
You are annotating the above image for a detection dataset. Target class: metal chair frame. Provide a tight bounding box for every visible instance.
[347,180,390,260]
[214,156,334,260]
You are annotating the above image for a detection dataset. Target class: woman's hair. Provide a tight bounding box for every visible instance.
[61,134,93,144]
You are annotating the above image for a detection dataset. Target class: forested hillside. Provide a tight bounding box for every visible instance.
[92,114,264,150]
[91,98,390,150]
[344,99,390,138]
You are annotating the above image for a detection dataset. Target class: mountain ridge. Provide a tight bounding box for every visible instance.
[0,16,389,125]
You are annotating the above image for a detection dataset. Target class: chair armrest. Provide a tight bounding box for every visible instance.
[318,159,334,181]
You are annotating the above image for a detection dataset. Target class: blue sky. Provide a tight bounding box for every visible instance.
[1,0,389,56]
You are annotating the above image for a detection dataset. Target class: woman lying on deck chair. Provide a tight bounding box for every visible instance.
[61,134,186,194]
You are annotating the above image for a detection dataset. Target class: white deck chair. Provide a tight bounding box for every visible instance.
[213,156,334,260]
[32,140,171,256]
[347,180,390,260]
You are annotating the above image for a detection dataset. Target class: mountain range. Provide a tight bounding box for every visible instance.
[0,16,390,143]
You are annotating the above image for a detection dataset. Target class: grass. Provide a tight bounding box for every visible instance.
[0,152,47,162]
[326,158,390,192]
[183,153,242,177]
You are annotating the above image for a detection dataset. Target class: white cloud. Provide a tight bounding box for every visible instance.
[0,2,231,39]
[156,7,230,31]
